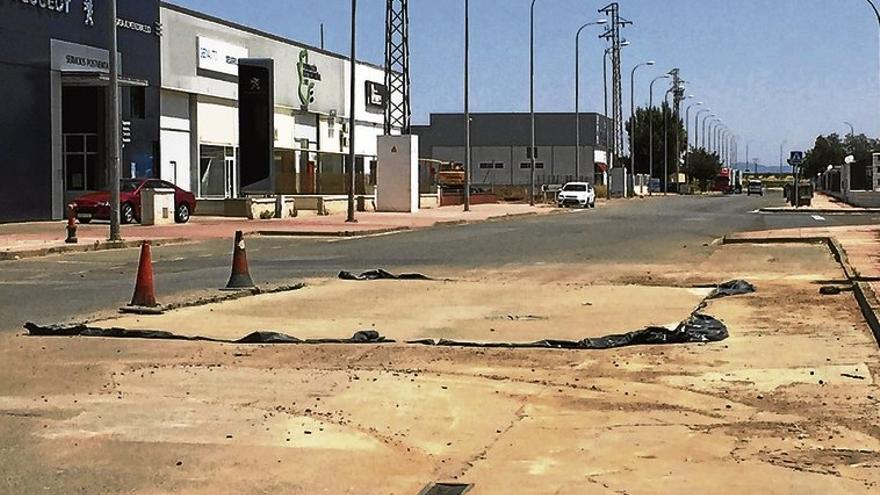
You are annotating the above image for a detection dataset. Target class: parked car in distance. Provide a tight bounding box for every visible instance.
[747,180,764,197]
[556,182,596,208]
[72,178,197,224]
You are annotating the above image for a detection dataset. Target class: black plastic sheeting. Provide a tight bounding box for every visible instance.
[409,314,728,350]
[707,280,756,300]
[24,279,754,351]
[338,269,433,281]
[23,323,390,345]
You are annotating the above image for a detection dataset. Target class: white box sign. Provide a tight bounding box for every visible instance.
[197,37,248,76]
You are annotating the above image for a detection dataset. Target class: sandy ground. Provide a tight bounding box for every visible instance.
[105,279,711,342]
[2,244,879,494]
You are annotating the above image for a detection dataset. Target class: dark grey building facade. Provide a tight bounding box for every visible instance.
[1,0,161,222]
[412,113,611,186]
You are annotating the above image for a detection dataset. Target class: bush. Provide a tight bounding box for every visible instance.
[593,184,607,198]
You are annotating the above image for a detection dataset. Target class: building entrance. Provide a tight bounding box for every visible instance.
[61,86,105,206]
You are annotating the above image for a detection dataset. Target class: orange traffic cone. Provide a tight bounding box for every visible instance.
[223,231,256,290]
[128,241,159,308]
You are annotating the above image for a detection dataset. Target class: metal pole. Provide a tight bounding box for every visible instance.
[745,142,749,172]
[701,115,710,149]
[845,121,855,138]
[779,140,786,175]
[603,49,610,199]
[320,23,325,49]
[603,49,609,153]
[464,0,470,212]
[107,0,121,242]
[629,61,651,179]
[663,89,673,194]
[865,0,880,136]
[648,75,669,184]
[347,0,357,223]
[529,0,537,207]
[684,101,700,186]
[694,108,709,151]
[574,21,605,181]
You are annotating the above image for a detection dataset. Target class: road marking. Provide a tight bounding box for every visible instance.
[812,215,826,222]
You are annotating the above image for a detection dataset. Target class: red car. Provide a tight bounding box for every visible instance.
[72,178,197,224]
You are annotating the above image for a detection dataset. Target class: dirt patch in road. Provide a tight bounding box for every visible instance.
[103,278,710,343]
[2,243,880,494]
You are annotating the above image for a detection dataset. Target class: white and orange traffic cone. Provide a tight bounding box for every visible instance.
[223,231,256,290]
[121,241,161,313]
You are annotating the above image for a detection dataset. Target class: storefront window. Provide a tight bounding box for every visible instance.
[199,145,228,197]
[64,134,100,191]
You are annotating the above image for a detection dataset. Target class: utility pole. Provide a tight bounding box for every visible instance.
[107,0,122,242]
[347,0,357,223]
[384,0,411,134]
[599,2,631,197]
[464,0,470,212]
[529,0,539,207]
[320,23,325,49]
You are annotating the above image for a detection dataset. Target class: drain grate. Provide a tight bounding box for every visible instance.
[417,483,473,495]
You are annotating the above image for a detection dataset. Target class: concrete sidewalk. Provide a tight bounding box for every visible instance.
[759,192,880,214]
[726,224,880,343]
[0,203,558,260]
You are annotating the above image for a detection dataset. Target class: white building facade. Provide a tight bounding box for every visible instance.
[159,3,392,199]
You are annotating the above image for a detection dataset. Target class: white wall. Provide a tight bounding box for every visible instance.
[160,90,193,189]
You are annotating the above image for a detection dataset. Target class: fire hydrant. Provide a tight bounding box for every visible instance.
[65,203,78,244]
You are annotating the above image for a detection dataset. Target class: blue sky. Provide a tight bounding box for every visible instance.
[173,0,880,166]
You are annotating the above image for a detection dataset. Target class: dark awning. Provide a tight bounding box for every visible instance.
[61,72,149,87]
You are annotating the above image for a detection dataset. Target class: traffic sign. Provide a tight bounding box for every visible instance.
[121,120,132,145]
[789,151,804,165]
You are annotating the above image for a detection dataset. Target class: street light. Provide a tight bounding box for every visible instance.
[844,121,855,138]
[708,118,721,155]
[694,108,710,149]
[529,0,539,206]
[662,86,676,195]
[684,100,702,179]
[701,113,715,149]
[779,139,788,174]
[648,73,671,183]
[346,0,358,223]
[628,60,654,179]
[464,0,471,212]
[863,0,880,135]
[575,19,608,180]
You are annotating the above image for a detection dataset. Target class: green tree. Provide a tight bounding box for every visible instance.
[802,134,845,178]
[683,148,721,190]
[625,102,687,179]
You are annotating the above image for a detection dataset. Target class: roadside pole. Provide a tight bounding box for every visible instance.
[346,0,357,223]
[463,0,471,212]
[107,0,122,242]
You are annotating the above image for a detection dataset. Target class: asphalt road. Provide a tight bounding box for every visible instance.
[2,194,878,331]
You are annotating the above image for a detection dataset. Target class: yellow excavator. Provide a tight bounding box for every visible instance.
[420,159,465,189]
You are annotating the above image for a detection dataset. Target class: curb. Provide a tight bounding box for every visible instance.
[757,208,880,215]
[0,237,192,262]
[723,234,880,347]
[0,208,565,260]
[253,227,411,238]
